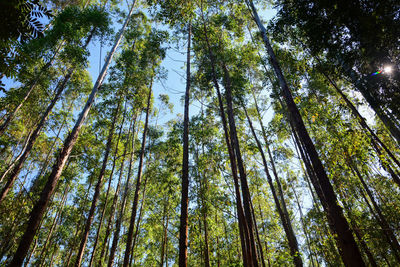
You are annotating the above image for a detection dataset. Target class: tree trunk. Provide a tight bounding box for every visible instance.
[257,201,272,267]
[337,56,400,145]
[247,1,365,265]
[340,196,377,267]
[250,197,266,267]
[37,185,70,264]
[107,115,137,267]
[350,161,400,262]
[8,1,136,264]
[178,22,191,267]
[245,107,302,267]
[99,113,134,266]
[222,65,259,266]
[161,198,169,267]
[74,99,121,267]
[198,7,251,263]
[89,101,128,267]
[123,80,152,267]
[64,180,93,267]
[315,55,400,164]
[0,129,33,184]
[130,173,150,266]
[290,183,319,267]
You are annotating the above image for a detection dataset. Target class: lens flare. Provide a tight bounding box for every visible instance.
[384,65,393,73]
[371,70,382,76]
[371,65,393,76]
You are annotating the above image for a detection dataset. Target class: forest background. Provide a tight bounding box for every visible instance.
[0,0,399,266]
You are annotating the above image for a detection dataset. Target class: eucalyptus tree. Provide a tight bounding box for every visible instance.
[0,5,111,204]
[245,1,366,265]
[8,1,138,265]
[123,28,168,266]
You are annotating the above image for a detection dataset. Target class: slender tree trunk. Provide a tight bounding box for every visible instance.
[337,56,400,145]
[249,197,266,267]
[0,130,33,184]
[130,173,149,266]
[74,99,121,267]
[213,66,250,266]
[215,213,221,267]
[123,81,152,267]
[64,180,93,267]
[107,115,137,267]
[222,65,259,266]
[257,201,272,267]
[161,198,169,267]
[350,161,400,262]
[315,55,400,161]
[291,124,342,264]
[198,8,251,263]
[195,149,211,267]
[89,101,128,267]
[24,162,72,266]
[290,183,319,267]
[247,1,365,265]
[245,107,302,267]
[178,22,191,267]
[99,114,134,266]
[30,99,75,186]
[340,196,377,267]
[8,2,136,265]
[38,185,70,264]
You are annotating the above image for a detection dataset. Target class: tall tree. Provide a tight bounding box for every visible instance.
[8,1,137,265]
[178,22,191,267]
[246,0,365,265]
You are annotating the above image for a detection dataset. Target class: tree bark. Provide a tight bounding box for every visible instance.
[123,81,152,267]
[246,1,365,265]
[245,106,302,267]
[178,22,191,267]
[107,114,137,267]
[74,99,121,267]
